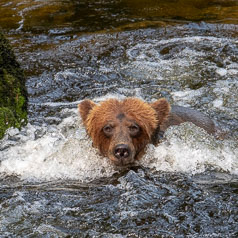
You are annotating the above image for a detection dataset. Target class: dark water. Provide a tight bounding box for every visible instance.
[0,0,238,237]
[1,0,238,33]
[1,170,238,237]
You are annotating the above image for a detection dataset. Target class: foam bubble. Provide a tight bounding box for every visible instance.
[212,99,223,108]
[216,68,227,77]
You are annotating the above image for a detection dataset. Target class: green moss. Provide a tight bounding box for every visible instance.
[0,32,28,139]
[0,107,16,138]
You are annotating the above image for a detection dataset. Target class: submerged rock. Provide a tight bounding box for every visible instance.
[0,32,27,139]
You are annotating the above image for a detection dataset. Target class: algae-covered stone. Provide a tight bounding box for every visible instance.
[0,32,27,139]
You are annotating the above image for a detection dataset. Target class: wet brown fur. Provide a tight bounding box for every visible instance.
[79,97,216,166]
[79,98,170,166]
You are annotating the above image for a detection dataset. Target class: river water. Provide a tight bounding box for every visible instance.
[0,1,238,237]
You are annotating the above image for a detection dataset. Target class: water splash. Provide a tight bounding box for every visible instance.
[0,108,115,182]
[141,123,238,175]
[1,100,237,182]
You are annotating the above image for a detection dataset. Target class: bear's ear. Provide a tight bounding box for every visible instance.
[78,99,96,125]
[150,98,171,124]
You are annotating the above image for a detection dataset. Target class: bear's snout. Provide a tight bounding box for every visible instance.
[113,144,131,160]
[110,142,135,166]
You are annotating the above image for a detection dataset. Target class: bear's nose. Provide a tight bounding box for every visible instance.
[114,144,131,160]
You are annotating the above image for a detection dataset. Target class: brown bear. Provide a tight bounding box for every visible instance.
[79,97,215,167]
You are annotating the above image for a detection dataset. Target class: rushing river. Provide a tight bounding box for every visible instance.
[0,0,238,237]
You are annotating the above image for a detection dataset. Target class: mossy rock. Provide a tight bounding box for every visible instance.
[0,32,27,139]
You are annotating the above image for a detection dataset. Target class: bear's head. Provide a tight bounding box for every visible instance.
[78,98,170,167]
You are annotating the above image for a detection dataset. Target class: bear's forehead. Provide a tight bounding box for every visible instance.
[116,113,125,120]
[97,98,151,111]
[94,98,154,117]
[86,98,159,136]
[88,98,158,127]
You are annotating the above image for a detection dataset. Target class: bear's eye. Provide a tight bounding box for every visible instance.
[129,124,140,137]
[103,125,114,136]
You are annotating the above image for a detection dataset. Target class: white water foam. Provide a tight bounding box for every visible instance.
[125,36,238,86]
[141,123,238,175]
[0,108,115,182]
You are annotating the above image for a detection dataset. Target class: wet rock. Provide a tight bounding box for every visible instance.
[0,32,27,139]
